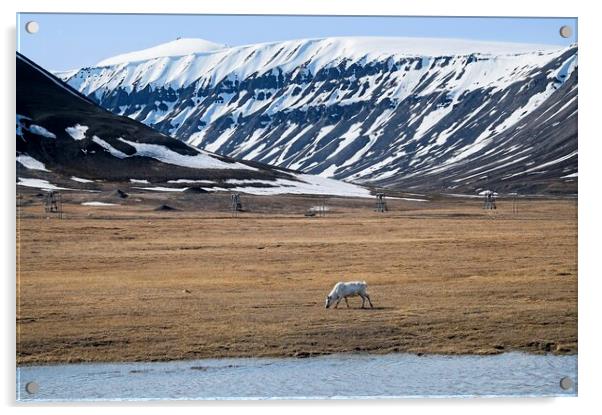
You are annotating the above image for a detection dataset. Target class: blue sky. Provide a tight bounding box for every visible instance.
[17,13,577,71]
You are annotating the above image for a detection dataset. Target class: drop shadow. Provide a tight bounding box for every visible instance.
[7,24,17,408]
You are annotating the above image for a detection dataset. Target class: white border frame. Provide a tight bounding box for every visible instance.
[3,0,599,413]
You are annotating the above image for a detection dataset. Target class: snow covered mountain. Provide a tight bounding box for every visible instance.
[57,37,578,194]
[16,52,370,198]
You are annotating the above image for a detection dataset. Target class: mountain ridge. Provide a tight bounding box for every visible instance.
[96,38,228,67]
[90,36,568,68]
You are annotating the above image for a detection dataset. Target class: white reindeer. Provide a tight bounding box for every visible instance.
[325,281,374,309]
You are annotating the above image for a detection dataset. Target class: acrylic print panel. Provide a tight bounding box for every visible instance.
[16,13,577,401]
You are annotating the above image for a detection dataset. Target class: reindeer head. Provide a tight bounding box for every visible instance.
[325,295,332,309]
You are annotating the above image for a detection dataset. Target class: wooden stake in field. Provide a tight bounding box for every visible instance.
[512,194,519,215]
[375,193,387,213]
[44,191,63,219]
[17,194,24,224]
[482,191,497,210]
[230,193,242,217]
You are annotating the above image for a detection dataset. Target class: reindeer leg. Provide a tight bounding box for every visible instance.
[344,297,350,308]
[360,294,365,309]
[335,298,341,309]
[366,294,374,308]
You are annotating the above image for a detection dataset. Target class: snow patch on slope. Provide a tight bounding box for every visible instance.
[65,124,89,140]
[92,136,128,158]
[118,138,256,170]
[71,176,95,183]
[29,124,56,139]
[17,154,49,171]
[16,115,56,139]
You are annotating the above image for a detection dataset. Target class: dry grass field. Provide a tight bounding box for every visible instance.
[16,190,577,364]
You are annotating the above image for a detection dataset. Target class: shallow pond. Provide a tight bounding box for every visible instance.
[17,352,577,401]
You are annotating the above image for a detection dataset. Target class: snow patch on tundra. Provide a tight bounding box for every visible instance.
[82,201,117,206]
[167,179,214,184]
[227,174,371,198]
[17,178,71,191]
[133,186,189,192]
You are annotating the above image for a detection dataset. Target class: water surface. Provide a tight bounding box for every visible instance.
[17,352,577,401]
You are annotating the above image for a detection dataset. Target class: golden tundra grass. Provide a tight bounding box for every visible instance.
[16,194,577,364]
